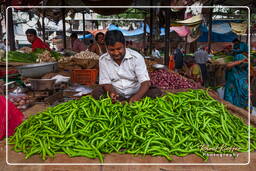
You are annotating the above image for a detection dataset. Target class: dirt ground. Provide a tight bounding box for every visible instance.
[0,140,255,171]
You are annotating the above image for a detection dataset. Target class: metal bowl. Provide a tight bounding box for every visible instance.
[152,64,167,70]
[17,62,57,78]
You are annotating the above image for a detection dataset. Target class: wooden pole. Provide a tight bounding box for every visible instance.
[62,8,66,49]
[164,8,170,65]
[7,5,15,51]
[82,11,86,44]
[149,6,153,55]
[143,13,146,54]
[42,10,46,43]
[207,7,213,54]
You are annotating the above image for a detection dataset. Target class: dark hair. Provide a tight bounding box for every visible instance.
[70,33,78,39]
[25,29,37,36]
[184,55,195,64]
[105,30,125,46]
[95,32,104,41]
[232,38,240,43]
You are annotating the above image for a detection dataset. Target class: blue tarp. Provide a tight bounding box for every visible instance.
[79,34,93,39]
[108,23,150,37]
[198,28,237,42]
[198,20,243,42]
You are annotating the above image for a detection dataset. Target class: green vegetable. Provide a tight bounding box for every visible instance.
[8,89,256,162]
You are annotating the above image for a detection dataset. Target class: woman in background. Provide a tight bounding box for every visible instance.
[224,54,248,109]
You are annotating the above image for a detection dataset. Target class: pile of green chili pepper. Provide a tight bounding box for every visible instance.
[8,89,256,162]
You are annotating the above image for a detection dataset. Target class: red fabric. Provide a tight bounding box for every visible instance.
[32,37,51,52]
[0,96,24,140]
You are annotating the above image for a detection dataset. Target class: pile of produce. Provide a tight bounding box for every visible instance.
[9,95,33,110]
[58,50,99,69]
[59,50,99,63]
[150,69,200,89]
[211,52,233,64]
[4,49,62,63]
[5,51,38,63]
[19,47,32,53]
[145,59,158,72]
[9,89,256,162]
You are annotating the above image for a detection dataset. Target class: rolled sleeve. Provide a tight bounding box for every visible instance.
[134,55,150,83]
[99,59,111,85]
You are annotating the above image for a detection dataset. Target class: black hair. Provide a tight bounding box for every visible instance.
[184,55,195,64]
[105,30,125,46]
[232,38,240,43]
[25,29,37,36]
[70,33,78,39]
[95,32,104,41]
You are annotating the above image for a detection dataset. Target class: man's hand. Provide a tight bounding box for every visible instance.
[129,94,141,103]
[110,92,119,103]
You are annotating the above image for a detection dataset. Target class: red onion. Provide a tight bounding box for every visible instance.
[150,69,200,90]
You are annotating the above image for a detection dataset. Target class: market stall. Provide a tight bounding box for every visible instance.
[0,2,254,166]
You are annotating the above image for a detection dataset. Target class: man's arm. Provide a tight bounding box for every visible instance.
[129,81,151,103]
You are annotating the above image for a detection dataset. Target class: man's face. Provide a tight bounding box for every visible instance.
[26,34,36,43]
[107,42,125,62]
[96,34,104,44]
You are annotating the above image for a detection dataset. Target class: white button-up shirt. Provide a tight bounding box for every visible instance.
[99,48,150,98]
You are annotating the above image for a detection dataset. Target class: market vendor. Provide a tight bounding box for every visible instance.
[70,33,87,53]
[232,38,248,55]
[91,30,162,103]
[88,32,107,56]
[182,55,203,85]
[25,29,50,52]
[224,54,248,109]
[194,46,209,85]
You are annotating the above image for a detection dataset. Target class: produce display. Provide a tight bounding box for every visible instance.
[9,94,33,110]
[58,50,99,69]
[4,49,62,63]
[58,50,99,63]
[19,47,32,54]
[9,89,256,162]
[211,55,233,64]
[150,69,200,90]
[145,59,159,72]
[5,51,38,63]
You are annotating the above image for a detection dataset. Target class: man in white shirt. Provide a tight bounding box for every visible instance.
[194,46,209,85]
[152,47,161,58]
[92,30,162,103]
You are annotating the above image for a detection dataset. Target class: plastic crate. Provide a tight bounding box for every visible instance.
[71,69,98,85]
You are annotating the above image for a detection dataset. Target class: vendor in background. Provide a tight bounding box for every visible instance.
[152,46,161,59]
[89,32,107,56]
[232,38,248,56]
[25,29,50,52]
[182,55,203,85]
[173,44,184,73]
[91,30,162,103]
[70,33,87,53]
[224,54,248,109]
[194,46,209,86]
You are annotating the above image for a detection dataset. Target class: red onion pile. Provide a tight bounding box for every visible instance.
[150,69,200,90]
